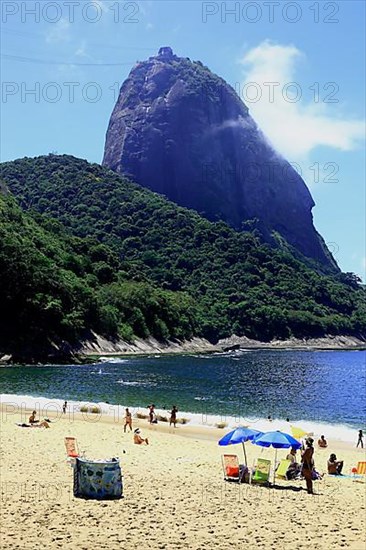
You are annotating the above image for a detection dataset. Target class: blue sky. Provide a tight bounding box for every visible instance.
[1,0,365,277]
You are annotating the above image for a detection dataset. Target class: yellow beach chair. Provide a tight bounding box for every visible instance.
[276,459,291,480]
[356,461,366,474]
[251,458,271,485]
[353,461,366,482]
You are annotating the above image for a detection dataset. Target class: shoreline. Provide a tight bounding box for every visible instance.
[1,401,363,452]
[1,334,365,365]
[80,333,366,357]
[1,394,363,446]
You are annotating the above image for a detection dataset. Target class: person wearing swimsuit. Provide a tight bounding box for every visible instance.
[148,404,155,424]
[124,408,133,433]
[301,437,315,494]
[170,406,178,427]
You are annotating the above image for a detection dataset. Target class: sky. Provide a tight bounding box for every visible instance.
[1,0,365,278]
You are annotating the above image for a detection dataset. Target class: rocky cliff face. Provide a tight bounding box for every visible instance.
[103,47,337,271]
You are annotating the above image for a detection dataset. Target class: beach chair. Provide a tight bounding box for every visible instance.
[276,459,290,480]
[353,461,366,482]
[251,458,271,485]
[222,454,241,482]
[355,461,366,474]
[65,437,80,464]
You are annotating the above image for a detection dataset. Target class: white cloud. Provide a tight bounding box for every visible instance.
[75,41,90,59]
[240,41,365,162]
[45,18,71,44]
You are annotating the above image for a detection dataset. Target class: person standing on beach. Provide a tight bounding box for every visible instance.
[62,401,67,414]
[301,437,315,494]
[170,406,178,427]
[124,408,133,433]
[148,404,155,424]
[356,429,364,448]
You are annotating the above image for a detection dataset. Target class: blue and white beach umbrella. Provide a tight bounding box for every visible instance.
[218,427,263,464]
[252,430,301,483]
[252,430,302,449]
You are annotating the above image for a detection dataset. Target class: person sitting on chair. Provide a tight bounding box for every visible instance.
[133,428,149,445]
[286,447,301,480]
[327,453,343,475]
[318,435,328,448]
[286,447,297,464]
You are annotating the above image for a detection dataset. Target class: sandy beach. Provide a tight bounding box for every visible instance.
[0,404,365,550]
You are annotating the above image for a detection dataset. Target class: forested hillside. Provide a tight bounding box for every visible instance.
[0,155,365,360]
[0,192,198,359]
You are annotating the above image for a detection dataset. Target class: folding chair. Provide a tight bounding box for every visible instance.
[251,458,271,485]
[222,454,241,482]
[65,437,80,465]
[276,459,291,480]
[353,461,366,482]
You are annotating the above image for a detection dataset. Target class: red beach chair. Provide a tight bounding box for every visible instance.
[222,454,240,482]
[65,437,80,460]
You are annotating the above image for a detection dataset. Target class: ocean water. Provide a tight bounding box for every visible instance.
[1,350,365,442]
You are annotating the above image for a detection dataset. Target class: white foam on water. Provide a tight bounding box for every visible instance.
[194,396,212,401]
[0,393,360,443]
[100,357,130,364]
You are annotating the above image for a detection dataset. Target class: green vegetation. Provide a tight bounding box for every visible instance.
[0,154,365,360]
[0,190,197,359]
[79,405,101,414]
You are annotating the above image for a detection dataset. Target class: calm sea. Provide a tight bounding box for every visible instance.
[1,350,365,442]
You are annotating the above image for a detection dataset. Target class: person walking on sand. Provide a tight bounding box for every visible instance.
[170,405,178,427]
[356,429,364,448]
[148,404,155,424]
[301,437,315,494]
[62,401,67,414]
[124,408,132,433]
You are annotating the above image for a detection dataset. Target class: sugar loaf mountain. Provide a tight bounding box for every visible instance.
[1,49,365,362]
[103,47,336,271]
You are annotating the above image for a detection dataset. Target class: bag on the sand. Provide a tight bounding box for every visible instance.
[73,457,123,500]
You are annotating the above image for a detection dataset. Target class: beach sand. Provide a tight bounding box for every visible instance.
[1,406,365,550]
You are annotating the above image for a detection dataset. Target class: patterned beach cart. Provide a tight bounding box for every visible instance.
[73,457,123,499]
